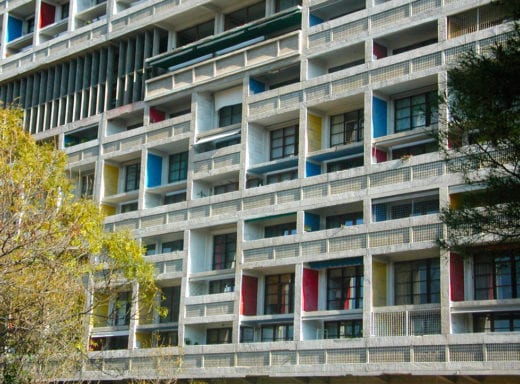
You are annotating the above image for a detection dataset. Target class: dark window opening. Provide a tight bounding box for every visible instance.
[213,233,237,270]
[264,273,294,314]
[168,152,188,183]
[270,125,298,160]
[324,319,362,339]
[265,222,297,238]
[395,90,438,132]
[327,266,363,310]
[206,328,232,344]
[474,251,520,300]
[394,258,440,305]
[330,109,364,146]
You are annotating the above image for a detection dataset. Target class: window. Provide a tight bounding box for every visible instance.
[161,240,183,253]
[121,202,138,213]
[154,331,178,347]
[111,292,131,326]
[145,244,156,256]
[209,279,235,294]
[474,312,520,333]
[164,191,186,205]
[330,109,363,146]
[261,323,293,341]
[327,266,363,310]
[214,182,238,195]
[270,125,298,160]
[372,194,439,222]
[26,17,35,33]
[213,233,236,270]
[324,320,362,339]
[225,1,265,30]
[168,152,188,183]
[264,273,294,314]
[264,222,296,238]
[326,156,363,173]
[474,251,520,300]
[124,163,140,192]
[206,328,232,344]
[177,20,215,47]
[160,286,180,323]
[275,0,301,12]
[394,258,440,305]
[80,173,95,198]
[61,3,70,20]
[218,104,242,127]
[326,212,363,229]
[395,91,438,132]
[266,169,297,185]
[90,336,128,351]
[391,141,437,160]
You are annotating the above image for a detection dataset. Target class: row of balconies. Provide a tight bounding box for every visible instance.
[82,333,520,379]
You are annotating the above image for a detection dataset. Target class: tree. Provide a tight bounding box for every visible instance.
[0,108,158,383]
[440,1,520,251]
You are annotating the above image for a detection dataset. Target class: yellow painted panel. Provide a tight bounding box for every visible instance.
[307,113,322,152]
[101,204,116,216]
[372,261,387,307]
[104,164,119,196]
[92,291,110,327]
[450,193,462,209]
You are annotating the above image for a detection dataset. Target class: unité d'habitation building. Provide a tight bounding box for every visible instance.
[0,0,519,382]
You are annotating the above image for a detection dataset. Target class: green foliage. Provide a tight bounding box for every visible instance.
[441,2,520,250]
[0,107,158,382]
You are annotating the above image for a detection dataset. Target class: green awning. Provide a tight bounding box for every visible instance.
[309,257,363,269]
[148,7,302,70]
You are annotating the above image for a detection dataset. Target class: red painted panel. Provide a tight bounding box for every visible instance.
[450,253,465,301]
[372,147,387,163]
[40,2,56,28]
[150,107,165,123]
[240,275,258,315]
[302,269,318,311]
[373,42,388,59]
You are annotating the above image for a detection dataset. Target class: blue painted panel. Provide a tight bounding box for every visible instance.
[7,16,23,42]
[309,14,323,27]
[146,153,162,187]
[304,212,320,232]
[250,78,266,94]
[305,161,321,177]
[372,97,387,138]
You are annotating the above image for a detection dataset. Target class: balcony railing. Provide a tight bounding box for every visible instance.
[83,334,520,379]
[371,306,441,336]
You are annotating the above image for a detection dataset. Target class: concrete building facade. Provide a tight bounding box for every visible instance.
[0,0,518,382]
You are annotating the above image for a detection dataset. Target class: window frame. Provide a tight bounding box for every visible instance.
[168,152,188,183]
[394,90,438,133]
[260,323,293,342]
[206,327,232,344]
[124,162,141,192]
[324,319,363,339]
[212,233,237,270]
[474,251,520,300]
[224,1,266,30]
[270,125,298,160]
[329,108,364,147]
[326,265,364,310]
[326,212,363,229]
[218,103,242,127]
[160,286,181,323]
[394,258,440,305]
[264,222,297,238]
[264,273,295,315]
